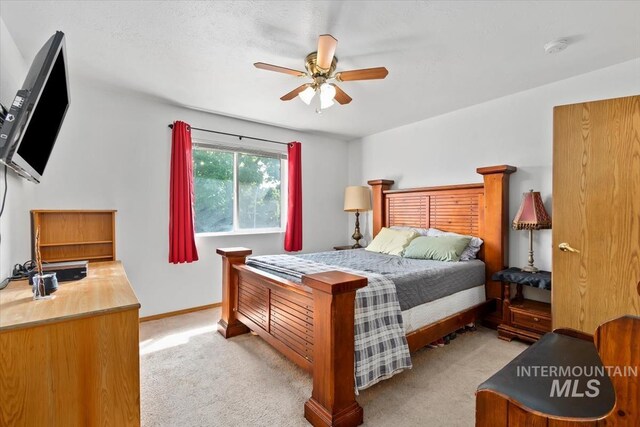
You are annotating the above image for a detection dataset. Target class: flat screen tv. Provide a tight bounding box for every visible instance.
[0,31,70,183]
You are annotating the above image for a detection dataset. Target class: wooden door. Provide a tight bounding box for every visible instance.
[553,95,640,334]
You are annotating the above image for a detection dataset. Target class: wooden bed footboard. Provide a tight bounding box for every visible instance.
[216,247,367,427]
[217,248,492,427]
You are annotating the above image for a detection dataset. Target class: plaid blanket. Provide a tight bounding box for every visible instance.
[247,254,412,392]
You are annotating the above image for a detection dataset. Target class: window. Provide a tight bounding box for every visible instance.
[193,142,286,234]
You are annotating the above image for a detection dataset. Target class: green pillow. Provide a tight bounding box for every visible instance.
[403,235,472,262]
[365,227,419,256]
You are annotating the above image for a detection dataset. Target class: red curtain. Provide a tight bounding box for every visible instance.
[169,121,199,263]
[285,142,302,251]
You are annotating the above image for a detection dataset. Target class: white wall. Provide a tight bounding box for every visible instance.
[1,66,349,316]
[348,58,640,302]
[0,17,29,281]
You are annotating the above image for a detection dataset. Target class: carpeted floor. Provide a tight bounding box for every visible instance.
[140,307,527,427]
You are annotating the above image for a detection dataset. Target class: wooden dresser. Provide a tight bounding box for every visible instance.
[0,261,141,426]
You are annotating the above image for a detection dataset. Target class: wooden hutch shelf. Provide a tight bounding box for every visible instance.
[45,255,115,263]
[39,240,114,247]
[31,210,117,263]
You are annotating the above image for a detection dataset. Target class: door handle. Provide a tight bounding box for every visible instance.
[559,242,580,253]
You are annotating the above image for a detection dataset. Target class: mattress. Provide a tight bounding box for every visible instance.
[248,249,486,311]
[402,285,486,333]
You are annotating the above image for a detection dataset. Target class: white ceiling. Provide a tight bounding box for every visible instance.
[1,1,639,140]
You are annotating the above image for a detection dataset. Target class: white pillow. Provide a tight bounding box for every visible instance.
[366,227,419,256]
[426,228,483,261]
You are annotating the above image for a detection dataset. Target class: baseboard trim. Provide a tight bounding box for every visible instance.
[140,302,221,322]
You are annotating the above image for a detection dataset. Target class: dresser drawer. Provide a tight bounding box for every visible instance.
[511,309,551,333]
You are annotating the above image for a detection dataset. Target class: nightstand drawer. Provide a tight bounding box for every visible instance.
[511,309,551,333]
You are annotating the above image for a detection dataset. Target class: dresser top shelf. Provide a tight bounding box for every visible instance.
[39,240,114,247]
[31,209,117,264]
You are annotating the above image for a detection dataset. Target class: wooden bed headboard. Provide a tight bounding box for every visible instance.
[368,165,516,320]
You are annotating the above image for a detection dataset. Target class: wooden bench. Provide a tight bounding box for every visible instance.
[476,315,639,426]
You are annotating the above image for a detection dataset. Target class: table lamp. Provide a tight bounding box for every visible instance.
[512,190,552,272]
[344,186,371,248]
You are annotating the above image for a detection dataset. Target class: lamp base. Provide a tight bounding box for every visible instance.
[520,229,539,273]
[351,211,363,249]
[520,265,539,273]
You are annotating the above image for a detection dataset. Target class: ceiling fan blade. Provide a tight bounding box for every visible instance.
[335,67,389,82]
[331,84,352,105]
[254,62,306,77]
[280,84,311,101]
[316,34,338,70]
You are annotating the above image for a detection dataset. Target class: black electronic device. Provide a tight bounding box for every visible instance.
[0,31,70,183]
[44,260,88,282]
[28,260,88,284]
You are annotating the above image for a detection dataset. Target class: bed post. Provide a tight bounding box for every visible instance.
[216,247,252,338]
[368,179,394,238]
[476,165,516,327]
[303,271,368,427]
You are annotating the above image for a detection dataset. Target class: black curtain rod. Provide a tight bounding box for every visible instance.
[167,124,291,147]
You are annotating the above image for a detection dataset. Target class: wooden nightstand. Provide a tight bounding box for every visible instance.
[493,268,551,343]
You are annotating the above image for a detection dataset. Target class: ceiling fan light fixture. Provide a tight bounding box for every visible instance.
[320,97,334,110]
[298,86,316,105]
[319,83,336,109]
[254,34,389,111]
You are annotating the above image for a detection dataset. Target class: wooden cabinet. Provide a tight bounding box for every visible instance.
[499,296,552,343]
[510,300,552,334]
[494,268,552,342]
[0,262,141,426]
[31,210,116,263]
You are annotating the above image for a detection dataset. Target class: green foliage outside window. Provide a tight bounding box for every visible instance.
[238,154,281,229]
[193,149,233,233]
[193,147,282,233]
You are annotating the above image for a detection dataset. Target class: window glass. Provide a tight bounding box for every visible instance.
[193,148,234,233]
[238,154,282,229]
[193,146,284,234]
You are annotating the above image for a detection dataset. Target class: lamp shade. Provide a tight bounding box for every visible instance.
[344,186,371,212]
[512,190,552,230]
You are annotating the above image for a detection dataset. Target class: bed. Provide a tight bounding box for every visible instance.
[216,165,516,427]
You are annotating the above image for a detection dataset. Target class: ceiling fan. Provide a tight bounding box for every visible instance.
[254,34,388,112]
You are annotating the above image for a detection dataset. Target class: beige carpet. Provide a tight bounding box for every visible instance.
[140,308,526,427]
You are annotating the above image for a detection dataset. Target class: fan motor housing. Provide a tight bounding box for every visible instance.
[305,52,338,77]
